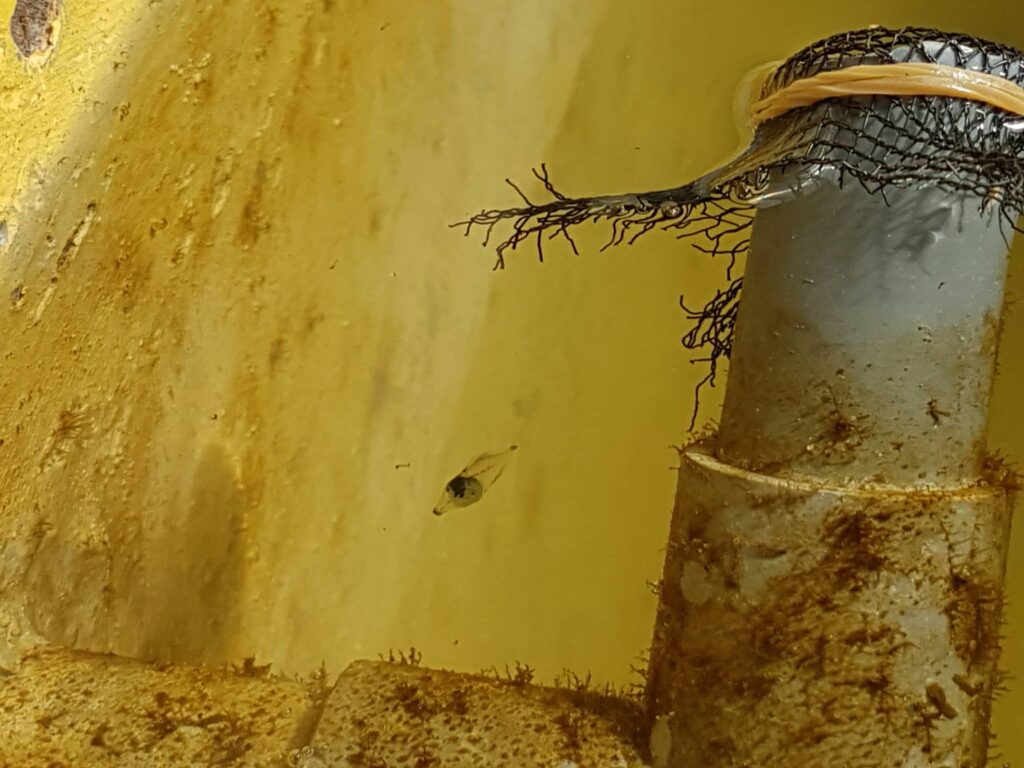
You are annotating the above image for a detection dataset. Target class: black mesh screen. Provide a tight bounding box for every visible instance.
[455,27,1024,426]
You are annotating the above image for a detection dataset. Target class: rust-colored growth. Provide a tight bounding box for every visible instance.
[0,646,323,766]
[314,660,649,767]
[820,506,891,590]
[980,451,1022,490]
[647,448,1013,767]
[9,0,61,61]
[946,571,1005,669]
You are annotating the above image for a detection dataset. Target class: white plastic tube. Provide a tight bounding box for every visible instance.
[646,174,1015,767]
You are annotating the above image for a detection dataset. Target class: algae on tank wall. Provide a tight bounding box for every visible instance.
[1,0,1022,764]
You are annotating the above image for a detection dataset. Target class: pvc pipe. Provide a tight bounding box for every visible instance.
[717,176,1009,486]
[646,121,1016,768]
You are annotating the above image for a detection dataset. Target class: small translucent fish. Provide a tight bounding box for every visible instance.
[433,445,518,516]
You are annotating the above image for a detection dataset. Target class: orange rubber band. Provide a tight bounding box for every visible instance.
[750,62,1024,124]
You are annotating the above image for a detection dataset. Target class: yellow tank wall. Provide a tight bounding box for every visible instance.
[1,0,1021,761]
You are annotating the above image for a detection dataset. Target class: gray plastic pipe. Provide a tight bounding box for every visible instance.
[645,85,1016,768]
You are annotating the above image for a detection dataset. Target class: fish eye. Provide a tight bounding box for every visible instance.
[447,475,484,508]
[447,475,469,498]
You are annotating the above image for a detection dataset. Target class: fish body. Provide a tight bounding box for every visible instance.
[433,444,518,516]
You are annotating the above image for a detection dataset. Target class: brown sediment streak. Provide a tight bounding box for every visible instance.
[751,63,1024,123]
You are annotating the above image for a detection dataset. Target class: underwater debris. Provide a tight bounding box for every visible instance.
[433,445,518,516]
[380,647,423,666]
[232,656,272,678]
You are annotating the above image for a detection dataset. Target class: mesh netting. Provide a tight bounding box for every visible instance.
[454,26,1024,427]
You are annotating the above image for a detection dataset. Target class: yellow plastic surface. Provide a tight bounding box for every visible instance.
[1,0,1023,764]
